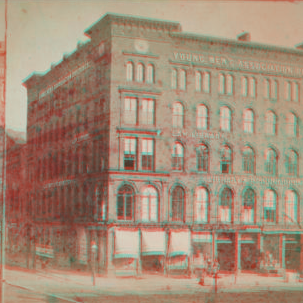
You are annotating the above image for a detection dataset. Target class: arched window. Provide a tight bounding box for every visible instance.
[220,106,231,132]
[220,145,232,174]
[178,69,186,90]
[146,64,154,84]
[263,189,277,223]
[249,77,256,97]
[136,62,144,83]
[203,72,210,93]
[292,82,299,102]
[265,148,277,175]
[172,142,184,171]
[242,188,255,224]
[171,68,177,89]
[171,186,184,222]
[286,112,297,137]
[196,104,208,130]
[195,187,209,223]
[265,111,276,135]
[243,109,254,133]
[243,146,254,174]
[197,144,208,172]
[172,102,184,128]
[264,79,270,99]
[126,61,134,81]
[141,186,158,222]
[219,73,225,94]
[286,149,298,176]
[285,190,298,224]
[117,185,134,221]
[271,80,278,100]
[219,188,232,223]
[195,71,202,91]
[241,77,248,97]
[226,74,233,95]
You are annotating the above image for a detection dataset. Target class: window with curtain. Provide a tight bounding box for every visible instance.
[242,188,255,224]
[265,148,277,175]
[286,149,298,176]
[197,144,209,172]
[220,106,231,132]
[171,186,184,222]
[172,102,184,128]
[141,139,154,171]
[219,188,232,223]
[124,138,137,170]
[263,189,276,223]
[243,146,254,174]
[124,97,137,125]
[195,187,208,223]
[285,190,298,224]
[243,109,254,133]
[265,111,276,135]
[141,186,158,222]
[196,104,208,130]
[172,142,184,171]
[117,185,134,221]
[141,98,155,125]
[220,145,232,174]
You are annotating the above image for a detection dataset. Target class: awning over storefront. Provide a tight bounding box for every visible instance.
[192,232,212,243]
[115,229,139,259]
[141,230,166,256]
[168,230,190,257]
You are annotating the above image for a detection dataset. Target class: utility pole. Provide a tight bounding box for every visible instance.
[0,0,8,302]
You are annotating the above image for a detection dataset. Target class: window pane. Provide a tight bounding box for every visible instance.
[146,64,154,84]
[136,63,144,82]
[203,72,210,93]
[126,62,133,81]
[196,105,207,130]
[195,72,201,91]
[226,75,233,95]
[285,81,291,101]
[171,69,177,89]
[172,187,184,221]
[178,69,186,90]
[264,79,270,98]
[242,77,248,97]
[249,77,256,97]
[219,74,225,94]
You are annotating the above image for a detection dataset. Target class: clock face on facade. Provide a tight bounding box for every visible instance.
[134,39,149,53]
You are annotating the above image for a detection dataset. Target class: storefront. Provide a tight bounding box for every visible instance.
[216,233,235,271]
[240,233,258,271]
[192,232,212,273]
[167,230,191,274]
[284,234,301,270]
[141,229,166,273]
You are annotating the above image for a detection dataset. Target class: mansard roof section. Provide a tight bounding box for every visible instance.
[84,13,182,38]
[23,40,92,89]
[171,32,303,57]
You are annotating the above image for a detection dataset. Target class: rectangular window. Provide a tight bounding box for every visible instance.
[141,99,155,125]
[141,139,154,171]
[172,156,183,171]
[124,97,137,124]
[124,138,136,170]
[221,163,230,174]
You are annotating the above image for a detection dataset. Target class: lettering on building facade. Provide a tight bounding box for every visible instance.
[173,52,303,77]
[172,129,224,140]
[200,175,303,186]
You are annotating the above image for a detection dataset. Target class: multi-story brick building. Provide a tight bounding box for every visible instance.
[23,13,303,275]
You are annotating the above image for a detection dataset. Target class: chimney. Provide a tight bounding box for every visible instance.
[295,43,303,50]
[237,32,251,42]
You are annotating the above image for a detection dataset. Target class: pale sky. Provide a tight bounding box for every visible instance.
[3,0,303,137]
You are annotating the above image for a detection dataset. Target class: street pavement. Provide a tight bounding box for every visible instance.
[2,265,303,302]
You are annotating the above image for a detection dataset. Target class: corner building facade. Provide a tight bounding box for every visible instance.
[24,13,303,275]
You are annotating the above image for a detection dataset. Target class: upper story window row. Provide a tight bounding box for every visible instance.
[126,61,155,84]
[169,69,301,102]
[172,102,299,137]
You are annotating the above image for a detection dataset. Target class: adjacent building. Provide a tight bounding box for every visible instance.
[22,13,303,275]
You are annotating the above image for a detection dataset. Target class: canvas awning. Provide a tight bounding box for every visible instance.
[115,229,139,259]
[141,230,166,256]
[168,230,191,257]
